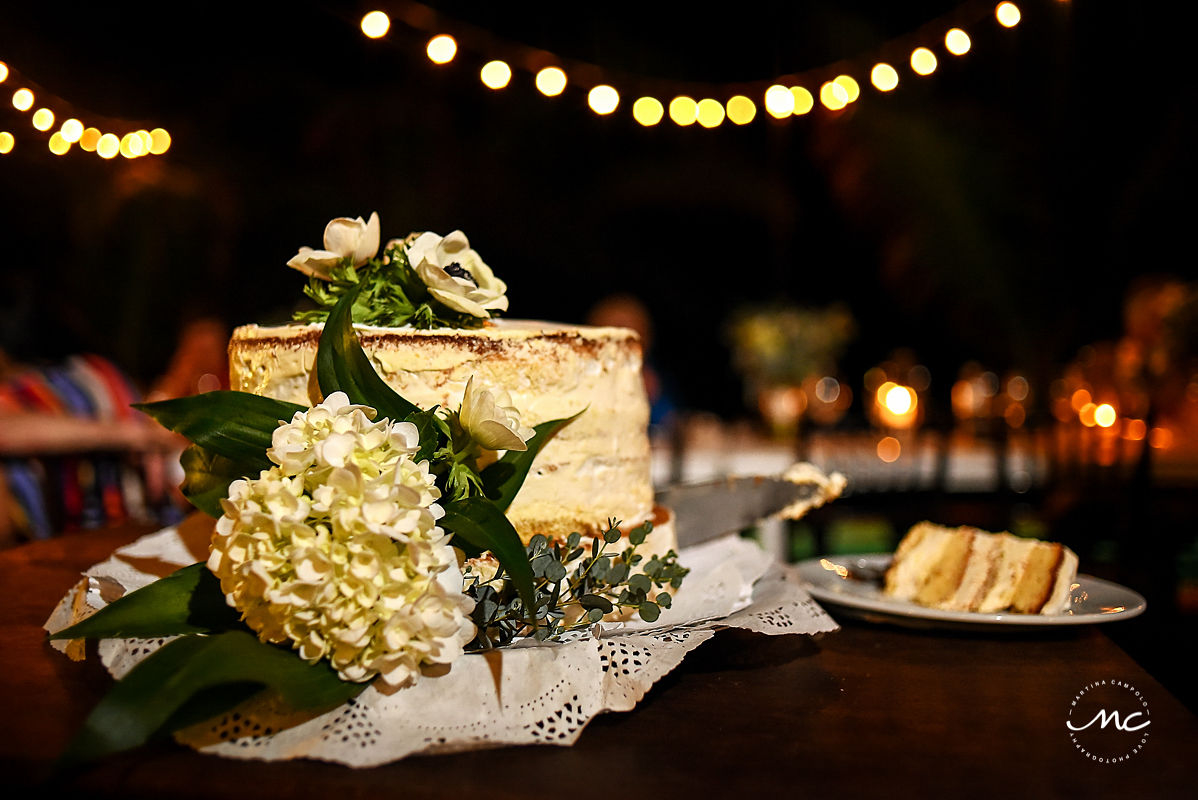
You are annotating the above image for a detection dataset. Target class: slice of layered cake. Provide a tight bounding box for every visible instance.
[883,522,1079,614]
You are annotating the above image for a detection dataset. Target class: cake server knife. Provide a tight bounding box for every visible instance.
[655,467,846,548]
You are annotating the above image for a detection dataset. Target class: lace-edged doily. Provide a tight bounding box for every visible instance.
[47,525,838,767]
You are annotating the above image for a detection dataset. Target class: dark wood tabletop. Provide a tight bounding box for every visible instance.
[3,522,1196,798]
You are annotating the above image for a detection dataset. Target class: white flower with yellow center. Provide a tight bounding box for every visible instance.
[287,212,381,280]
[208,391,475,687]
[458,376,534,452]
[399,230,509,318]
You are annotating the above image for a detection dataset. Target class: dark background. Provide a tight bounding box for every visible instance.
[2,0,1197,710]
[2,0,1193,416]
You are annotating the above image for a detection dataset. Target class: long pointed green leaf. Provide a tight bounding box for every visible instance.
[441,496,537,632]
[49,563,240,641]
[316,287,419,422]
[134,392,303,465]
[480,411,583,511]
[179,443,262,518]
[58,630,364,769]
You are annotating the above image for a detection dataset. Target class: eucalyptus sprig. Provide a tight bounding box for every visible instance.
[464,519,689,649]
[295,243,487,329]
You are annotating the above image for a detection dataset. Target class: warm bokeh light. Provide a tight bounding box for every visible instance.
[1070,388,1092,412]
[764,85,794,118]
[815,377,841,404]
[1149,427,1173,449]
[726,95,755,125]
[1007,375,1029,402]
[0,132,13,154]
[136,129,153,153]
[426,34,457,65]
[0,62,8,83]
[882,383,915,415]
[877,436,902,463]
[819,80,849,110]
[871,63,899,91]
[996,2,1022,28]
[833,75,860,103]
[12,88,34,111]
[911,47,938,75]
[480,60,511,90]
[587,85,619,115]
[59,118,83,143]
[1123,419,1147,441]
[696,98,725,128]
[1078,402,1098,427]
[31,108,54,131]
[790,86,814,115]
[668,96,697,126]
[1094,403,1117,428]
[149,127,171,154]
[79,127,101,152]
[945,28,972,55]
[96,133,120,159]
[632,97,664,126]
[360,10,390,39]
[1004,403,1026,429]
[48,131,70,155]
[120,132,145,158]
[535,67,567,97]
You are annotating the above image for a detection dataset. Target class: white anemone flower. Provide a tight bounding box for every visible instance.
[458,376,534,452]
[400,230,508,318]
[287,212,381,279]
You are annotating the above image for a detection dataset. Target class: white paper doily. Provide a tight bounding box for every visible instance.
[47,525,838,766]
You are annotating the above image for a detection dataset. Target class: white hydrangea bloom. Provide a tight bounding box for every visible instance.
[209,391,475,687]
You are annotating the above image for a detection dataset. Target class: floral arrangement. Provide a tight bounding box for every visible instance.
[289,212,508,328]
[50,216,685,768]
[726,303,856,389]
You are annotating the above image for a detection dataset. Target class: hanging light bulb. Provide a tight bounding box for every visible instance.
[725,95,756,125]
[790,86,814,115]
[426,35,457,65]
[996,2,1021,28]
[871,63,899,91]
[535,67,567,96]
[480,60,512,90]
[360,10,390,39]
[945,28,972,55]
[632,97,664,126]
[763,85,794,118]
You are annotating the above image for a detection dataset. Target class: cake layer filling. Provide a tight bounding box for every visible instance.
[229,319,654,541]
[884,522,1079,615]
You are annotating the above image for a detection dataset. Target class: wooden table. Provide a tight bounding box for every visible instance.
[4,523,1196,798]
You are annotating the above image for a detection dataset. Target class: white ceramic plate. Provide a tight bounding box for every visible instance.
[796,553,1147,630]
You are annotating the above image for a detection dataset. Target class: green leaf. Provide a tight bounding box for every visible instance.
[480,410,583,511]
[579,594,614,613]
[440,496,537,633]
[316,287,420,422]
[49,563,240,641]
[58,630,364,769]
[638,602,661,623]
[178,444,259,518]
[134,392,303,465]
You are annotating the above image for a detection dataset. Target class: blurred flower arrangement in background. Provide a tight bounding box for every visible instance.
[726,304,856,436]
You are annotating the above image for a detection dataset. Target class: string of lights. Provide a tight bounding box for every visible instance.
[0,59,170,160]
[358,1,1034,128]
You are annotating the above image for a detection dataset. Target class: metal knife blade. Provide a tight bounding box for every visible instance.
[655,473,841,548]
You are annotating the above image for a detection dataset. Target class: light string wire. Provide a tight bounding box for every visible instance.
[0,58,170,159]
[359,1,1035,127]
